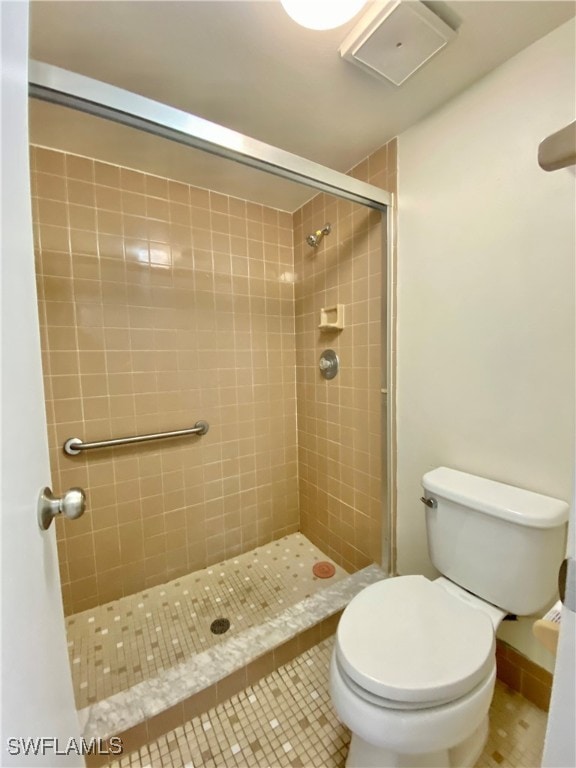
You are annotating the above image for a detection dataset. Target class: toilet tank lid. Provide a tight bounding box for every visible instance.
[422,467,569,528]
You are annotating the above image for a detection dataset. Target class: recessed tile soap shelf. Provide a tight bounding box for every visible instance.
[319,304,344,331]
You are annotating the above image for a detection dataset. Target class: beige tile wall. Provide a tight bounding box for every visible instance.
[31,146,299,614]
[293,141,397,572]
[32,140,396,613]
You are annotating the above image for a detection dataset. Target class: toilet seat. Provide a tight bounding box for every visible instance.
[333,656,480,710]
[336,575,495,707]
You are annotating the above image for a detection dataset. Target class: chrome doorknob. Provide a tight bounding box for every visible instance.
[37,486,86,531]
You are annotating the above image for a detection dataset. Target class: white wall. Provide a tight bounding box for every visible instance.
[543,462,575,765]
[1,2,83,764]
[396,18,575,656]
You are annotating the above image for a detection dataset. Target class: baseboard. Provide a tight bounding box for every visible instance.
[495,639,553,712]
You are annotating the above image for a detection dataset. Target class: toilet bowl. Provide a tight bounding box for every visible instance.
[329,467,569,768]
[330,575,502,767]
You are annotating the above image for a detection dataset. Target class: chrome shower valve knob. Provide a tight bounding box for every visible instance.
[319,349,339,379]
[37,486,86,531]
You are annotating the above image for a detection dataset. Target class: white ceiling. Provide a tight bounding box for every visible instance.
[29,0,575,211]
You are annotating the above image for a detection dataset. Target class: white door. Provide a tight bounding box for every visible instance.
[0,2,83,765]
[542,469,576,768]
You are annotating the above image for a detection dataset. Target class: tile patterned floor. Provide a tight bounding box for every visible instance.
[79,565,383,742]
[109,637,547,768]
[479,681,548,768]
[67,534,347,708]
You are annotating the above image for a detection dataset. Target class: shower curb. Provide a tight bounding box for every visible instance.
[79,564,386,743]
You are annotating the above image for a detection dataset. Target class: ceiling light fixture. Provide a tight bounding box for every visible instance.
[279,0,367,31]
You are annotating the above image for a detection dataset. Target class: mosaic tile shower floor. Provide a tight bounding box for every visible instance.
[110,637,547,768]
[67,534,347,708]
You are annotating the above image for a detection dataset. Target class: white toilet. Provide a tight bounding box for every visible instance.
[330,467,568,768]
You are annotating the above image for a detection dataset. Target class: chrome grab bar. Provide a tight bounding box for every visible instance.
[63,420,209,455]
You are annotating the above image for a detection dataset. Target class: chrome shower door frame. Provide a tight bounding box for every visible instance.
[29,62,391,211]
[28,60,396,575]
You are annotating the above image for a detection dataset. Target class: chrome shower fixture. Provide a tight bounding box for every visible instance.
[306,223,331,248]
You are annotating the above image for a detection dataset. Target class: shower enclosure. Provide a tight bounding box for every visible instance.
[29,61,396,755]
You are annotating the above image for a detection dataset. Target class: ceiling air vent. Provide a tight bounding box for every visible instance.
[339,0,456,87]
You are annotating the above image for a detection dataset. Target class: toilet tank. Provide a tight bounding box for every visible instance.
[422,467,568,615]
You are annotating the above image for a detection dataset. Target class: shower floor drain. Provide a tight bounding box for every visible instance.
[210,618,230,635]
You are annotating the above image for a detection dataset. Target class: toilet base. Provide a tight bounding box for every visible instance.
[345,715,489,768]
